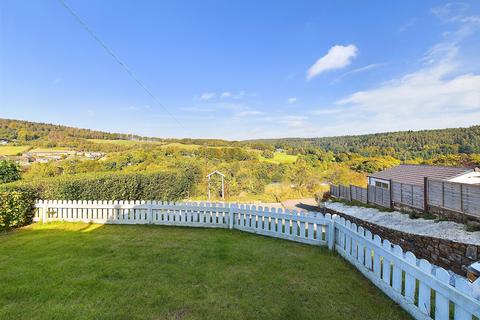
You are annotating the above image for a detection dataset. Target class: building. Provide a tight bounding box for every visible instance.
[368,164,479,190]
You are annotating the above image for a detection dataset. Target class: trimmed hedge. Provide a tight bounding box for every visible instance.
[0,190,36,231]
[0,169,200,201]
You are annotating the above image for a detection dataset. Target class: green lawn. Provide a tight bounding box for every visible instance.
[259,152,298,164]
[0,223,411,320]
[0,145,31,156]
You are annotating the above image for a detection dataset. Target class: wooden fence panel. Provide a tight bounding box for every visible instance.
[443,182,462,212]
[367,185,390,209]
[392,182,425,210]
[412,185,424,209]
[351,185,368,204]
[463,184,480,217]
[427,179,443,207]
[428,179,480,218]
[391,182,402,203]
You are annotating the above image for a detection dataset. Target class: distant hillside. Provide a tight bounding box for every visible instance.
[0,118,233,147]
[1,118,479,159]
[0,118,150,142]
[245,125,480,159]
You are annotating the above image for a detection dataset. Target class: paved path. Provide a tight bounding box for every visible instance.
[258,198,320,212]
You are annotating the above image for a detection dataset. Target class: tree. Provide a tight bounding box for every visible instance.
[0,160,21,183]
[261,149,274,159]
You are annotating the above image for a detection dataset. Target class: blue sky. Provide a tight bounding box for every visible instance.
[1,1,479,140]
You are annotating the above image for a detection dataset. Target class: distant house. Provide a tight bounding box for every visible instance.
[368,164,479,190]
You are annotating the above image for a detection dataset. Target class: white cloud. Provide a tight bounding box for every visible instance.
[181,106,214,112]
[196,90,249,101]
[199,92,216,101]
[307,44,358,80]
[333,9,480,134]
[221,91,232,98]
[398,18,417,34]
[235,110,265,117]
[278,116,309,129]
[331,63,386,84]
[287,97,297,104]
[310,108,344,115]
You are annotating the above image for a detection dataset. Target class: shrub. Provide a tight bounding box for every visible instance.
[466,221,480,232]
[0,169,200,201]
[0,190,36,231]
[261,150,274,159]
[0,160,21,183]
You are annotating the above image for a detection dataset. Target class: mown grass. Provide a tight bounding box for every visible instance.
[0,223,411,320]
[0,145,31,156]
[259,152,298,164]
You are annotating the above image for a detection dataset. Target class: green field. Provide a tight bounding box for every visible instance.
[0,145,31,156]
[259,152,298,164]
[87,139,163,146]
[28,147,73,153]
[87,139,203,150]
[0,223,411,320]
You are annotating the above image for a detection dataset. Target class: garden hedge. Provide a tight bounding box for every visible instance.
[0,190,36,231]
[0,169,199,201]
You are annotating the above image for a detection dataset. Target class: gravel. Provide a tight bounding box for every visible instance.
[325,201,480,245]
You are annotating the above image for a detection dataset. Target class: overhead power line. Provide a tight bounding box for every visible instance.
[58,0,185,130]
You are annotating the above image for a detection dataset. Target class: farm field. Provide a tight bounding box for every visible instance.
[259,152,298,164]
[87,138,163,146]
[0,145,31,156]
[0,222,411,320]
[28,147,73,153]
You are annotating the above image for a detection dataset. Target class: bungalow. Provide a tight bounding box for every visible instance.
[368,164,479,190]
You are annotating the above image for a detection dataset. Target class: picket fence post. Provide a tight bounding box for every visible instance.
[327,215,336,250]
[42,201,48,223]
[147,201,153,224]
[228,205,234,229]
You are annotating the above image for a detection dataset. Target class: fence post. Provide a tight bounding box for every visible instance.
[460,183,464,213]
[423,177,428,213]
[441,181,445,207]
[42,201,48,223]
[147,201,152,224]
[389,179,394,209]
[327,216,336,250]
[349,185,353,202]
[228,205,234,229]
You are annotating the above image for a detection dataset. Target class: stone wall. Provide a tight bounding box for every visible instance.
[326,208,478,276]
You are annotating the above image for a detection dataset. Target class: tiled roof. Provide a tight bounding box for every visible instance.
[368,164,472,186]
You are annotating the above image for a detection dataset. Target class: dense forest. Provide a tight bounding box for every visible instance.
[247,126,480,159]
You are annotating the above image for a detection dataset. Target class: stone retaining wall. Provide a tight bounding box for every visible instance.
[326,208,478,276]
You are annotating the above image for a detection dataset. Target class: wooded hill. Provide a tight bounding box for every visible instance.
[246,125,480,159]
[1,118,479,159]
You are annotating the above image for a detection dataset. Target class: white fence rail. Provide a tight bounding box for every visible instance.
[34,200,480,320]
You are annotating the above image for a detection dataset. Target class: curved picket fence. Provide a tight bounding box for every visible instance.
[34,200,480,320]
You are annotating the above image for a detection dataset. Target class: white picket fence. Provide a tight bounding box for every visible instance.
[34,200,480,320]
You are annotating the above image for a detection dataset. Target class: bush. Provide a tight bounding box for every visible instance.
[0,169,200,201]
[261,150,274,159]
[0,160,21,183]
[0,190,36,231]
